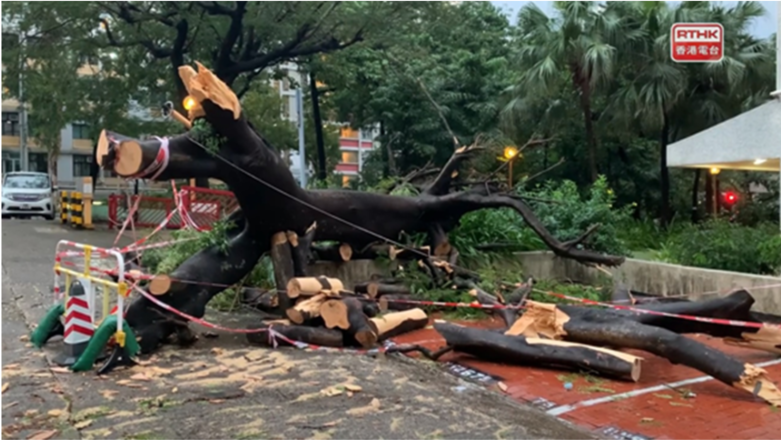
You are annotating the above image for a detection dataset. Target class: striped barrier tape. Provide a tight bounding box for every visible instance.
[535,289,781,330]
[132,285,269,334]
[379,298,526,310]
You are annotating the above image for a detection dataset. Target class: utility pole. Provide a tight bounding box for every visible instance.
[18,32,29,171]
[296,87,307,188]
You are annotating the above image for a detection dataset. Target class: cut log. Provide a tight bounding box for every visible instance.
[371,308,429,341]
[287,276,345,299]
[339,243,353,261]
[435,321,642,381]
[379,294,417,312]
[246,321,344,348]
[354,282,411,299]
[148,274,183,296]
[286,294,328,325]
[320,299,350,330]
[270,232,295,311]
[343,297,379,348]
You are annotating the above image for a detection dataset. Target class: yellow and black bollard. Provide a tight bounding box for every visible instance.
[59,191,70,224]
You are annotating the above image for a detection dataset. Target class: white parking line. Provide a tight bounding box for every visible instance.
[546,358,781,416]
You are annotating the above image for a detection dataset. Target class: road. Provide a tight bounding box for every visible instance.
[1,219,592,440]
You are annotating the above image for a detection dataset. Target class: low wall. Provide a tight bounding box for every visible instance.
[515,251,781,315]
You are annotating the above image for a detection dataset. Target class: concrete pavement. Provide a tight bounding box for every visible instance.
[1,218,593,439]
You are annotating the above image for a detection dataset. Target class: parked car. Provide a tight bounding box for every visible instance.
[2,171,56,220]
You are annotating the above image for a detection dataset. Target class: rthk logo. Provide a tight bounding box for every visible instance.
[671,23,724,62]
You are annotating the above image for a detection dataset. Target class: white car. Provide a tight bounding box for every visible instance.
[2,171,56,220]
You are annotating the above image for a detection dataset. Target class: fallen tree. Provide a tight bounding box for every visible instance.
[433,290,781,406]
[95,61,624,353]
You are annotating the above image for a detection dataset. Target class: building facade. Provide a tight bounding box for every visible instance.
[335,125,380,187]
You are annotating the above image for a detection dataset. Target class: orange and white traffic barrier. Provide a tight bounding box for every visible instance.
[55,280,94,366]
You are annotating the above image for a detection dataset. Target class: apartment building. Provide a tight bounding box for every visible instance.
[335,125,380,187]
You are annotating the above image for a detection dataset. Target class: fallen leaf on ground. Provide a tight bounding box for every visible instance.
[26,430,57,440]
[130,373,152,381]
[344,384,362,392]
[640,417,654,423]
[24,409,39,417]
[115,380,143,389]
[2,383,9,394]
[73,420,93,430]
[171,387,178,393]
[497,382,508,392]
[46,409,63,417]
[3,401,18,409]
[346,398,381,416]
[50,367,69,374]
[347,391,354,397]
[3,364,20,370]
[19,335,29,342]
[653,393,673,399]
[211,348,224,355]
[100,389,119,399]
[209,399,225,404]
[669,401,693,408]
[321,387,343,397]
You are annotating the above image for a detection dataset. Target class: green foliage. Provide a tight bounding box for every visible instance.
[525,176,633,255]
[450,208,545,258]
[659,220,781,275]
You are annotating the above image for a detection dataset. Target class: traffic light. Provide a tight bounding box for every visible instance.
[722,191,738,208]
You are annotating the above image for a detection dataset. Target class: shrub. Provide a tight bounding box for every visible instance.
[659,220,781,275]
[523,176,633,256]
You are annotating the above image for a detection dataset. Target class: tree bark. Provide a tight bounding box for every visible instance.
[309,71,327,181]
[435,321,642,381]
[246,320,344,348]
[371,308,429,341]
[270,232,295,311]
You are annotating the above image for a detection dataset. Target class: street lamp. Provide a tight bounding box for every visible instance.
[504,146,518,189]
[182,96,196,111]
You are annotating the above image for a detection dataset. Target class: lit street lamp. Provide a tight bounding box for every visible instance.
[504,146,518,189]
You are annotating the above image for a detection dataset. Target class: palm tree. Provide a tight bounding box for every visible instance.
[607,1,773,226]
[507,1,636,182]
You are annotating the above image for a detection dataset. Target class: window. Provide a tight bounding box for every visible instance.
[3,173,49,189]
[29,152,47,173]
[73,155,92,177]
[2,112,19,136]
[281,99,290,120]
[341,151,358,164]
[282,77,290,91]
[2,151,20,174]
[340,127,359,139]
[72,123,90,139]
[342,175,356,188]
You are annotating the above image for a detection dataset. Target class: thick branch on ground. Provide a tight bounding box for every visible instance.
[320,298,378,348]
[289,222,317,276]
[286,293,327,325]
[466,284,519,328]
[502,294,781,405]
[435,321,642,381]
[354,281,410,299]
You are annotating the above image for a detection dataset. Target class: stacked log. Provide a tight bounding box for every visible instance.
[246,276,430,350]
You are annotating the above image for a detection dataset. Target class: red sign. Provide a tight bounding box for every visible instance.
[671,23,724,63]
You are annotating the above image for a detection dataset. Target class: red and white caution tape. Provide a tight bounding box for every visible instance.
[380,298,526,310]
[132,285,269,334]
[535,289,781,330]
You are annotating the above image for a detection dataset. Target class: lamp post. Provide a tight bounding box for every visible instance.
[504,146,518,189]
[710,167,720,215]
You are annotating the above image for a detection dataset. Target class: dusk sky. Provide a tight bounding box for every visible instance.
[491,1,779,38]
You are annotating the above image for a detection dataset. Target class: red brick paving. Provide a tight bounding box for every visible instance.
[391,318,781,439]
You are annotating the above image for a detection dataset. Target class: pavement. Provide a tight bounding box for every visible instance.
[1,218,593,440]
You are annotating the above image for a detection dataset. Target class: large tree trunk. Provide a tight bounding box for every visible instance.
[571,68,598,183]
[95,62,625,353]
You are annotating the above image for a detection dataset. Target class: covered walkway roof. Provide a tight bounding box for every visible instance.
[666,98,781,172]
